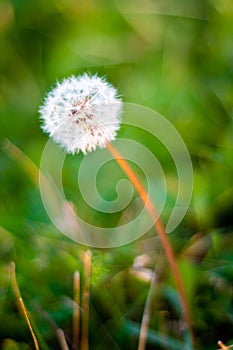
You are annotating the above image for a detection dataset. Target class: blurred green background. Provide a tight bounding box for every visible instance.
[0,0,233,349]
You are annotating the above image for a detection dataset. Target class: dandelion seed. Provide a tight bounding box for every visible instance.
[39,73,122,154]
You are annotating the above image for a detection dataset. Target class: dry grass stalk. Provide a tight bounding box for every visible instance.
[81,250,92,350]
[218,340,231,350]
[73,271,80,349]
[10,262,40,350]
[138,271,157,350]
[56,328,70,350]
[40,308,70,350]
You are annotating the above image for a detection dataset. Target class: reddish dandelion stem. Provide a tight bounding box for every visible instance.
[106,142,193,344]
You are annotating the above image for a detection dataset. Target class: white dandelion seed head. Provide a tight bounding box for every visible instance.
[39,73,122,154]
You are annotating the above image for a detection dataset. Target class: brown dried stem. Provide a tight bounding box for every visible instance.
[56,328,70,350]
[138,271,157,350]
[218,341,230,350]
[81,250,92,350]
[73,271,80,350]
[10,262,40,350]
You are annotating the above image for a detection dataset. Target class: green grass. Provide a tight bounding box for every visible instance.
[0,0,233,349]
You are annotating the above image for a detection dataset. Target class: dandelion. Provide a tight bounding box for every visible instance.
[39,73,193,348]
[39,73,122,154]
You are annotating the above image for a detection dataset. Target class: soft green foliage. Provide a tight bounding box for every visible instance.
[0,0,233,349]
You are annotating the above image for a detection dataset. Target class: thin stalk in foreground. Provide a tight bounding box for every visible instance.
[73,271,80,350]
[40,308,70,350]
[218,341,230,350]
[56,329,70,350]
[138,270,157,350]
[81,250,92,350]
[106,142,193,344]
[10,262,40,350]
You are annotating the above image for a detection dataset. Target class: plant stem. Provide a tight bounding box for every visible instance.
[56,328,70,350]
[138,271,157,350]
[218,341,230,350]
[10,262,40,350]
[81,250,92,350]
[73,271,80,350]
[106,142,193,344]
